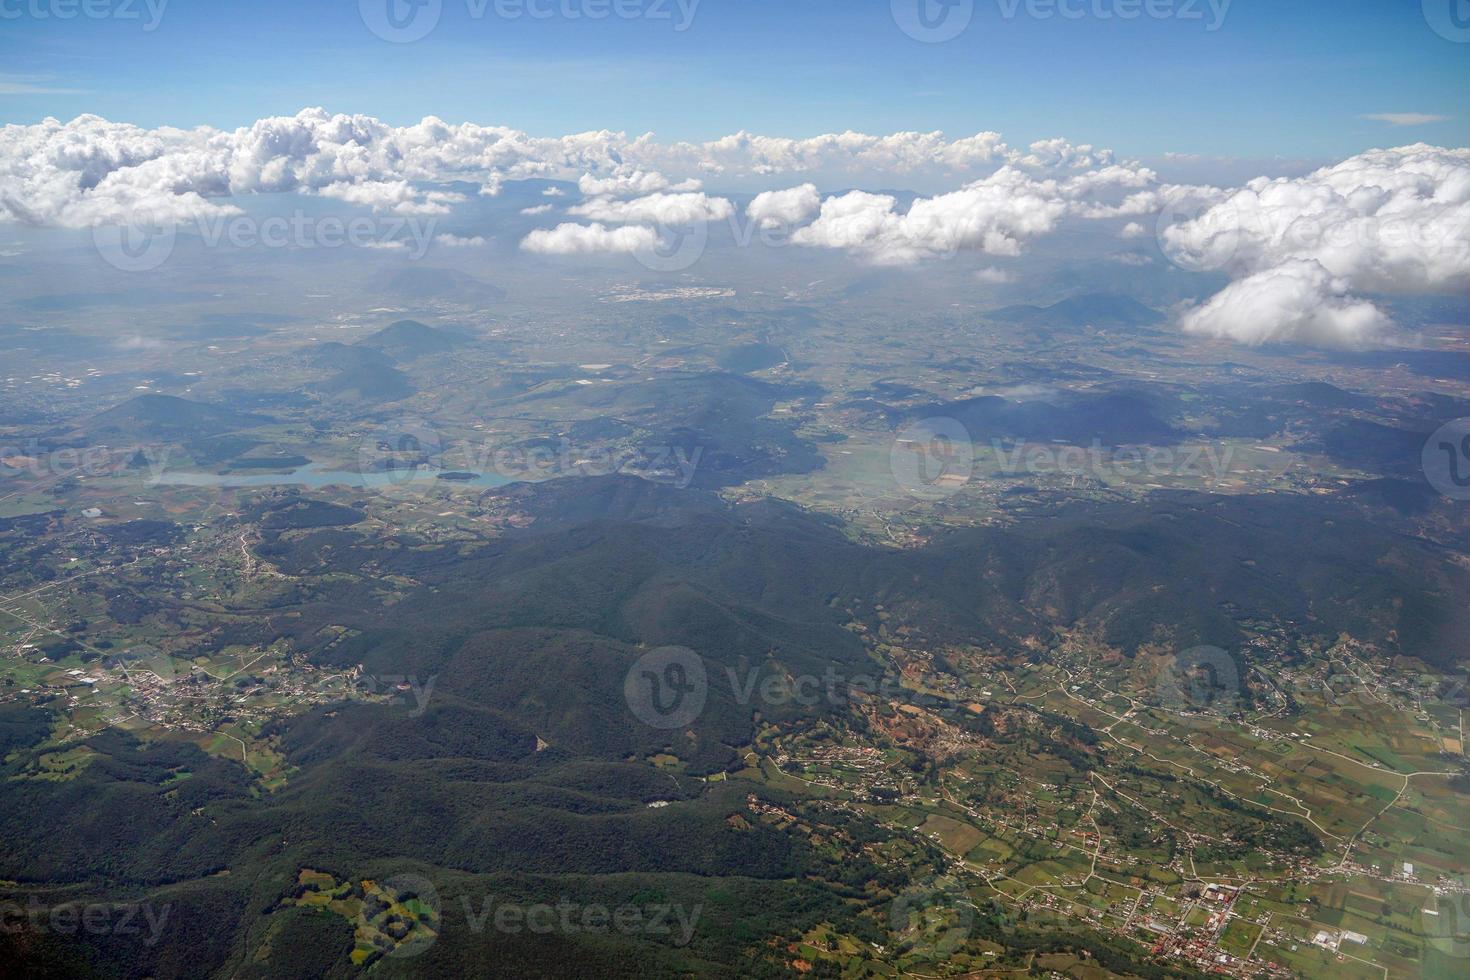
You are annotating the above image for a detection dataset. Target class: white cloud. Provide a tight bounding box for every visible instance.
[680,129,1013,179]
[0,110,1120,232]
[1,110,1462,351]
[792,168,1071,264]
[569,190,733,225]
[1119,221,1147,239]
[1016,137,1116,171]
[520,203,554,216]
[746,184,820,230]
[542,186,566,197]
[1163,145,1470,292]
[318,179,464,215]
[521,222,658,255]
[435,233,486,247]
[975,266,1015,283]
[1363,113,1450,127]
[1160,144,1470,344]
[576,170,701,197]
[1179,259,1390,346]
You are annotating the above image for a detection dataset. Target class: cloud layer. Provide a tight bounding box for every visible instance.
[2,109,1466,348]
[1163,144,1470,345]
[0,109,1082,229]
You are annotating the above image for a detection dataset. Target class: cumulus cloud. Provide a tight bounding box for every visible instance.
[1179,260,1391,346]
[576,170,701,197]
[975,266,1015,283]
[318,179,464,215]
[678,129,1013,178]
[1164,144,1470,344]
[435,233,486,247]
[1119,221,1146,239]
[569,190,733,226]
[791,168,1071,264]
[746,184,820,230]
[520,203,554,215]
[2,109,1463,351]
[0,110,1128,232]
[521,222,658,255]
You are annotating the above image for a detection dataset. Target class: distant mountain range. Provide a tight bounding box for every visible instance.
[375,267,506,305]
[81,394,271,442]
[300,320,466,403]
[985,293,1162,329]
[356,319,466,360]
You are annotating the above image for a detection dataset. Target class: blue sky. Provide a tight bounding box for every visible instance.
[2,0,1467,160]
